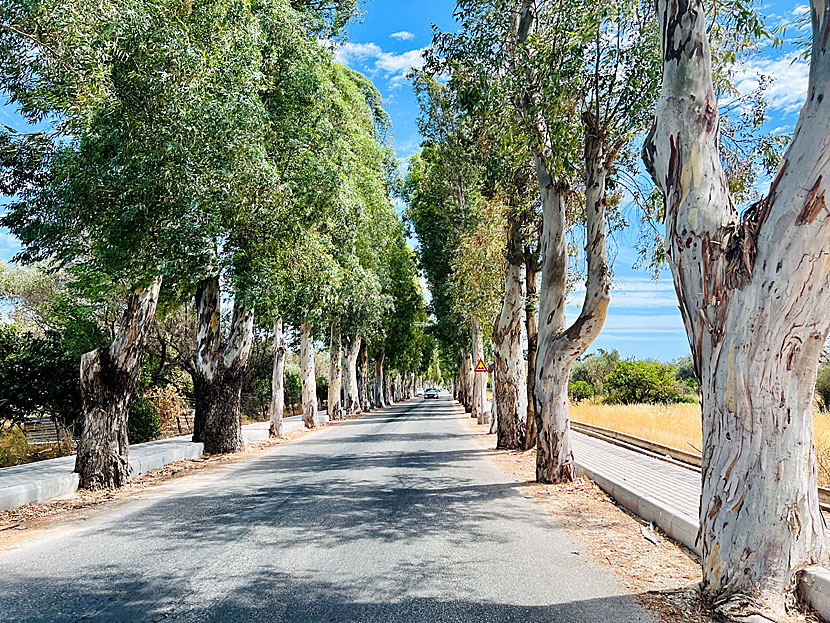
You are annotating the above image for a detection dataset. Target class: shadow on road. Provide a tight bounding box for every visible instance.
[3,566,651,622]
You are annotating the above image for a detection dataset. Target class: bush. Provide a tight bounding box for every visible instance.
[128,396,161,444]
[673,355,699,392]
[817,366,830,412]
[605,360,686,405]
[571,349,620,395]
[316,376,329,405]
[284,369,302,399]
[568,380,595,402]
[0,326,87,430]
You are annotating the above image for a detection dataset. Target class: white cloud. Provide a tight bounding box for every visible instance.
[567,277,679,309]
[334,42,426,90]
[733,56,810,114]
[390,31,416,41]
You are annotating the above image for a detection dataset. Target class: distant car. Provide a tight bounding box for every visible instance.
[424,388,439,399]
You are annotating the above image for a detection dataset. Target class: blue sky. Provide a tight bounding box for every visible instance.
[335,0,811,362]
[0,0,812,361]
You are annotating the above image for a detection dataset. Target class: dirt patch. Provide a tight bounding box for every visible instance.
[0,413,365,550]
[460,408,821,623]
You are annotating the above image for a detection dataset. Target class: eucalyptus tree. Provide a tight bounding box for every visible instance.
[405,74,485,412]
[511,0,660,483]
[377,230,430,402]
[643,0,830,617]
[0,0,269,485]
[450,199,506,423]
[427,10,541,447]
[327,68,399,418]
[243,4,339,436]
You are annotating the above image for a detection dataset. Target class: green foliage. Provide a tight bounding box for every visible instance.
[816,366,830,413]
[285,369,302,399]
[604,360,688,405]
[571,349,621,395]
[0,324,96,429]
[568,380,595,402]
[128,396,161,444]
[673,355,700,393]
[1,0,275,304]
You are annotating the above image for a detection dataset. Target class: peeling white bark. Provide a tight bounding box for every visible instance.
[344,333,362,414]
[193,276,254,455]
[642,0,830,615]
[75,276,162,489]
[269,318,287,437]
[328,318,343,421]
[300,323,319,429]
[488,366,498,435]
[494,223,528,447]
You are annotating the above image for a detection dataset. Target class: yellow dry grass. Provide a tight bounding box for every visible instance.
[571,401,830,487]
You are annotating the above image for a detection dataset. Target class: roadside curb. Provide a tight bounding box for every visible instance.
[456,400,830,621]
[0,411,333,512]
[0,398,415,513]
[573,451,830,620]
[0,436,205,512]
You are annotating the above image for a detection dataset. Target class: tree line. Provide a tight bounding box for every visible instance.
[405,0,830,619]
[0,1,436,487]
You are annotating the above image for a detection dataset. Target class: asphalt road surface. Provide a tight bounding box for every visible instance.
[0,393,654,622]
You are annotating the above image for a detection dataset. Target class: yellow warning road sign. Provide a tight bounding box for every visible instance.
[474,359,488,373]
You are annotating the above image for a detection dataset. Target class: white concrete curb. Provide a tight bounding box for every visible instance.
[575,458,830,621]
[575,462,700,555]
[0,411,334,512]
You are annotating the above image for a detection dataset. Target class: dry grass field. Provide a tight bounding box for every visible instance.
[571,401,830,487]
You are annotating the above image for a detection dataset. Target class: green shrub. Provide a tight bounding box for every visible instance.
[605,360,685,405]
[284,370,302,399]
[128,396,161,444]
[571,349,620,395]
[568,380,595,402]
[817,366,830,412]
[0,326,90,430]
[673,355,699,392]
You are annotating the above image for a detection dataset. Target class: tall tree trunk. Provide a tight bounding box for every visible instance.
[328,318,343,421]
[374,351,386,408]
[269,318,287,437]
[516,2,611,484]
[459,350,473,413]
[384,371,393,405]
[495,219,528,448]
[533,142,611,483]
[488,365,498,434]
[300,323,319,429]
[455,356,465,405]
[358,341,371,411]
[344,333,362,414]
[193,277,254,455]
[642,0,830,615]
[524,257,540,449]
[471,319,487,424]
[75,277,162,490]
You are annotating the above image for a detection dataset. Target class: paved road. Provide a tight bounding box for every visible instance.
[0,394,653,622]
